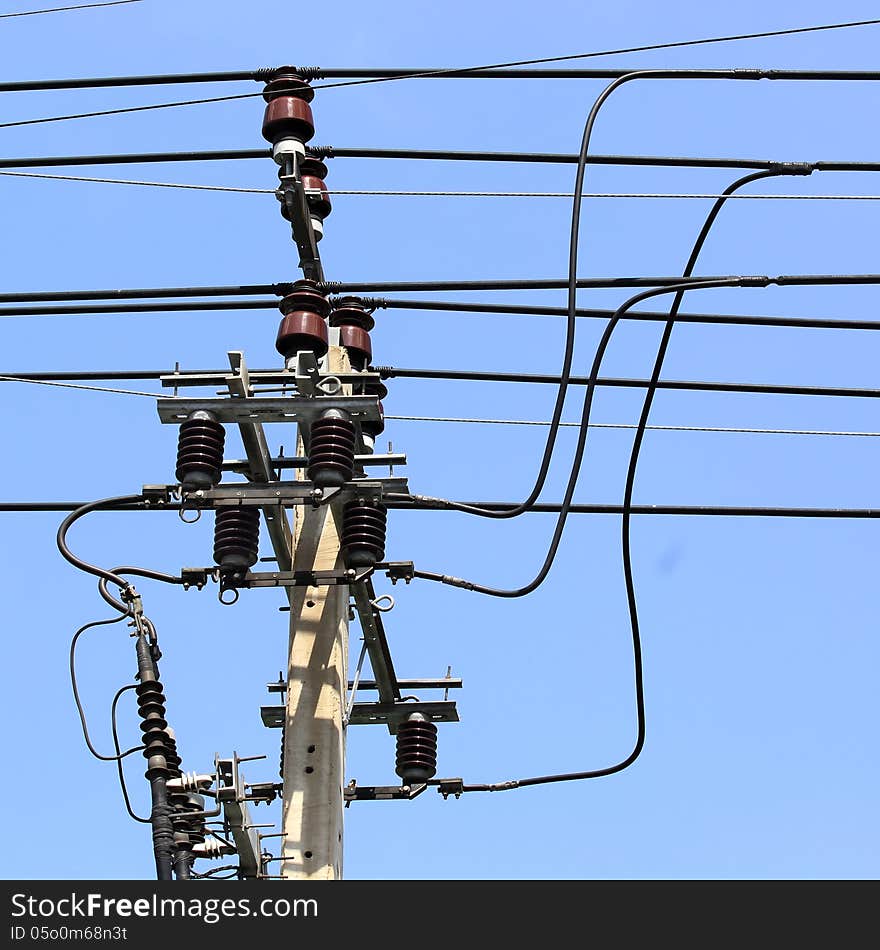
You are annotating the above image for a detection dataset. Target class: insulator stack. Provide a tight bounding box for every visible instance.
[341,499,387,568]
[330,297,374,371]
[261,68,315,162]
[276,280,330,365]
[136,679,175,780]
[283,156,332,241]
[395,714,438,784]
[213,507,260,571]
[307,411,355,488]
[175,411,225,491]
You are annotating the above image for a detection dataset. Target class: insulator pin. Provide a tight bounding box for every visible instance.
[176,412,225,491]
[341,499,387,568]
[395,715,438,784]
[213,507,260,570]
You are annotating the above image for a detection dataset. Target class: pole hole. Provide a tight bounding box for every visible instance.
[305,766,314,774]
[307,745,316,753]
[306,599,316,608]
[304,850,313,859]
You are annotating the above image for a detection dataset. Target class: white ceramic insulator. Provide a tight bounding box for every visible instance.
[272,137,306,165]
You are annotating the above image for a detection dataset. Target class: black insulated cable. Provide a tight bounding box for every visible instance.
[5,68,880,132]
[5,146,880,172]
[112,684,151,825]
[70,614,144,762]
[57,495,153,591]
[3,17,876,90]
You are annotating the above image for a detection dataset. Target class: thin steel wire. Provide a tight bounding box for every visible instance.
[3,170,880,200]
[0,0,140,17]
[384,414,880,438]
[0,374,166,397]
[311,18,880,91]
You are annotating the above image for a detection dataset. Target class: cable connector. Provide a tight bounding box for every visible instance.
[738,275,772,288]
[440,575,477,591]
[733,68,765,80]
[767,161,814,176]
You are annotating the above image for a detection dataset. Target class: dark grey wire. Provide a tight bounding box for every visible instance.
[111,684,151,823]
[70,614,143,761]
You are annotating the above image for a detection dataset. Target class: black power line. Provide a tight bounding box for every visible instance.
[0,0,142,18]
[0,499,877,518]
[5,17,878,91]
[2,367,879,401]
[4,146,880,172]
[5,68,880,133]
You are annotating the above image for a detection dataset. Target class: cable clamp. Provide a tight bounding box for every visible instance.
[441,574,476,591]
[437,778,464,800]
[733,68,765,79]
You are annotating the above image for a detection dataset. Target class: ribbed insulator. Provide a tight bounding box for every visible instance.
[213,507,260,570]
[338,324,372,371]
[175,413,225,491]
[136,680,173,778]
[341,499,387,568]
[276,282,330,359]
[329,296,375,332]
[261,75,315,143]
[395,717,438,783]
[307,414,355,488]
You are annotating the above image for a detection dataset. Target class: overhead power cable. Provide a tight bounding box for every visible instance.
[1,295,879,338]
[1,367,878,402]
[1,499,878,518]
[6,168,880,201]
[4,68,880,131]
[0,0,141,17]
[6,273,880,304]
[4,18,877,92]
[4,146,880,173]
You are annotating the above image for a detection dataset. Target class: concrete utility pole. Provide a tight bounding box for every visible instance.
[281,346,351,880]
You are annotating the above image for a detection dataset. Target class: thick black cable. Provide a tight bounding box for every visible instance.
[70,614,144,762]
[6,146,880,172]
[111,684,151,824]
[406,277,758,597]
[3,367,880,397]
[1,498,878,516]
[323,273,880,294]
[4,68,880,132]
[6,272,880,305]
[2,19,877,92]
[371,298,880,333]
[57,495,149,591]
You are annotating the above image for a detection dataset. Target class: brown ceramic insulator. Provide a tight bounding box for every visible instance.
[339,323,372,370]
[395,718,438,783]
[301,174,332,220]
[341,500,387,567]
[262,96,315,143]
[278,282,331,318]
[307,415,356,488]
[299,157,329,179]
[328,296,375,331]
[261,72,315,103]
[362,401,385,438]
[275,311,329,359]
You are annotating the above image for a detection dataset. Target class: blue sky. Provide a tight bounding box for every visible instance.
[1,0,879,880]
